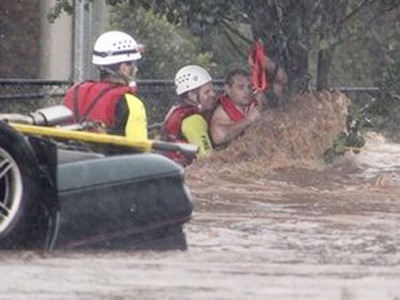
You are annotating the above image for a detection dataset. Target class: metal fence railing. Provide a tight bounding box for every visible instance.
[0,79,380,123]
[0,79,71,99]
[0,79,72,114]
[0,79,223,123]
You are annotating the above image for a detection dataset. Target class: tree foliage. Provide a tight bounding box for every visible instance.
[49,0,400,91]
[98,0,400,91]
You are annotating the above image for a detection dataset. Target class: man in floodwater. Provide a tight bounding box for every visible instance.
[210,68,265,148]
[160,65,217,166]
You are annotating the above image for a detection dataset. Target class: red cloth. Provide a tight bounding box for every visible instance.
[249,39,268,92]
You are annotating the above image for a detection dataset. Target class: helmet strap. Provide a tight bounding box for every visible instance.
[186,90,202,111]
[99,65,130,85]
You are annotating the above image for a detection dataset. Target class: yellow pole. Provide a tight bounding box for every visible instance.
[9,123,199,155]
[10,123,153,151]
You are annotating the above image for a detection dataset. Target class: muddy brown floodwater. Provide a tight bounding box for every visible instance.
[1,90,400,299]
[1,135,400,299]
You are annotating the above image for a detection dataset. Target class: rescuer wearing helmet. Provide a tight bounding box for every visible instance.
[160,65,217,166]
[63,30,148,140]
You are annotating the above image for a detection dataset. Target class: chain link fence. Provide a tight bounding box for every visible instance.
[0,79,380,124]
[0,79,72,114]
[0,79,225,124]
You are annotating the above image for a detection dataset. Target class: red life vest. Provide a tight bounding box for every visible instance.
[218,95,258,122]
[161,105,202,166]
[63,81,133,127]
[161,105,202,142]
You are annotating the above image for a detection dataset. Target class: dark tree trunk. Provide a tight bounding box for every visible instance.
[315,0,347,90]
[285,42,310,93]
[316,48,333,90]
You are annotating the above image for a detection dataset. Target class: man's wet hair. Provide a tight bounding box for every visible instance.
[225,68,251,86]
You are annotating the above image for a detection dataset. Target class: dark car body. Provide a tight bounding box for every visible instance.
[0,121,193,250]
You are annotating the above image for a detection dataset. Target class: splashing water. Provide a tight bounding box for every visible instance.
[344,132,400,184]
[191,90,351,177]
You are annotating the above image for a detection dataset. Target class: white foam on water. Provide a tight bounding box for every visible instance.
[347,132,400,183]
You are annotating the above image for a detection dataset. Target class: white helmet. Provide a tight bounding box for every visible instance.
[175,65,212,95]
[92,31,142,66]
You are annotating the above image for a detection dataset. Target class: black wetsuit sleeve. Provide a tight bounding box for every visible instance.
[113,96,129,135]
